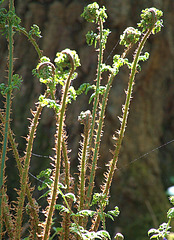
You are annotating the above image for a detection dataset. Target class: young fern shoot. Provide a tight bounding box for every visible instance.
[78,110,92,225]
[91,7,163,231]
[0,1,164,239]
[41,50,80,239]
[0,1,14,229]
[102,6,163,202]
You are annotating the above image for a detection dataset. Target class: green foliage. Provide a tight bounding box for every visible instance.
[167,207,174,219]
[37,168,53,190]
[86,29,110,49]
[138,7,163,33]
[148,223,171,239]
[120,27,141,47]
[53,49,80,87]
[38,95,60,112]
[77,210,96,218]
[138,51,150,62]
[0,1,165,239]
[0,74,22,95]
[36,168,53,199]
[81,2,107,23]
[114,233,124,240]
[86,30,98,47]
[102,29,111,48]
[70,223,111,240]
[88,85,106,104]
[106,207,120,221]
[55,48,80,72]
[29,24,42,38]
[0,7,21,37]
[91,193,109,208]
[170,196,174,205]
[55,204,70,214]
[76,83,95,95]
[64,192,77,202]
[0,8,7,30]
[35,57,54,82]
[148,197,174,239]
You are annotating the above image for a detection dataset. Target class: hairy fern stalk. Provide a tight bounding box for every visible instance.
[0,1,164,239]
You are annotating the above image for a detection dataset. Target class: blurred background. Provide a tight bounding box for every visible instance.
[0,0,174,239]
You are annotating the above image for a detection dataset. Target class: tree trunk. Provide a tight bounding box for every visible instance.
[0,0,173,239]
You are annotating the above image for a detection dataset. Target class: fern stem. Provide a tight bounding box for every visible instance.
[14,91,49,239]
[61,136,71,239]
[0,111,40,238]
[50,85,72,240]
[58,187,84,239]
[2,190,14,239]
[86,44,132,209]
[85,17,104,208]
[103,27,153,197]
[43,51,74,240]
[79,112,91,213]
[86,73,114,203]
[51,96,70,194]
[15,27,43,59]
[62,136,71,192]
[79,132,89,211]
[0,0,14,230]
[92,27,154,231]
[89,17,103,146]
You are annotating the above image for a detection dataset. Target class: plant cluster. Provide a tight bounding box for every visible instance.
[0,1,165,239]
[148,196,174,240]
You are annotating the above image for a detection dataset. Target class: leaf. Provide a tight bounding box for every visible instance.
[55,204,70,213]
[100,64,113,73]
[107,206,120,218]
[105,213,114,221]
[89,92,96,104]
[99,86,106,95]
[37,168,52,179]
[85,84,95,95]
[49,227,63,240]
[86,30,98,47]
[70,223,83,235]
[114,233,124,240]
[167,207,174,218]
[138,52,149,62]
[29,24,42,38]
[150,234,160,239]
[58,182,66,189]
[169,196,174,205]
[64,192,77,202]
[148,228,159,235]
[159,222,168,231]
[38,189,50,200]
[78,210,96,217]
[76,83,89,95]
[53,227,62,233]
[96,230,111,239]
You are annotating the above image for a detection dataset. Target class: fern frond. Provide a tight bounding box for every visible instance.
[14,91,49,239]
[1,188,14,239]
[91,25,157,231]
[42,50,75,239]
[78,111,92,224]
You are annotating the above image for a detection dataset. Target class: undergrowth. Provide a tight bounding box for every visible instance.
[0,1,172,239]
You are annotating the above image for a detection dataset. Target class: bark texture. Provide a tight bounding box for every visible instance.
[0,0,174,239]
